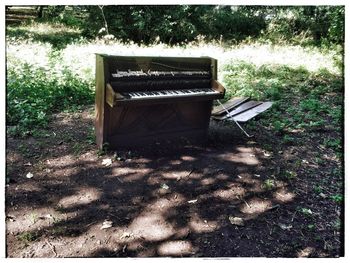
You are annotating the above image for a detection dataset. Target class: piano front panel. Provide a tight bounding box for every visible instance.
[106,100,213,147]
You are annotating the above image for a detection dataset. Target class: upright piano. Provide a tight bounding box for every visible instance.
[95,54,225,149]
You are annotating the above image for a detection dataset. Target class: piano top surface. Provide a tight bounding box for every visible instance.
[96,53,215,60]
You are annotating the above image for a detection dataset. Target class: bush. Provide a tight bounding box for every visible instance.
[7,53,94,136]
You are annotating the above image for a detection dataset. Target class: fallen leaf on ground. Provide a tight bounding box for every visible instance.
[229,216,245,226]
[26,172,34,179]
[102,158,112,166]
[100,220,113,229]
[120,232,133,239]
[263,151,271,157]
[278,223,293,230]
[161,183,170,190]
[319,193,327,198]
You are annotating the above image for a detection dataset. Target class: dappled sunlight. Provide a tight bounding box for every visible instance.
[57,187,101,209]
[189,213,218,233]
[126,195,187,243]
[180,155,197,162]
[273,188,296,203]
[236,174,265,193]
[157,240,195,256]
[212,188,239,201]
[169,159,182,165]
[297,246,316,257]
[45,157,82,170]
[162,170,190,180]
[6,207,59,233]
[200,177,216,186]
[239,197,272,215]
[129,213,175,242]
[214,147,260,166]
[5,122,327,257]
[118,170,151,183]
[226,182,246,197]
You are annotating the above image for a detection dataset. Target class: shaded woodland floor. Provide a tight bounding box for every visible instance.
[6,105,343,257]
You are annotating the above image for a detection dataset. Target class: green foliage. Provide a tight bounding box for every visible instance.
[80,5,344,46]
[222,62,317,101]
[39,6,87,28]
[330,194,343,203]
[261,6,344,45]
[298,207,313,216]
[80,5,267,45]
[7,53,94,137]
[282,134,294,145]
[222,57,343,137]
[17,231,37,243]
[313,185,323,194]
[7,5,345,46]
[262,179,276,190]
[279,170,297,180]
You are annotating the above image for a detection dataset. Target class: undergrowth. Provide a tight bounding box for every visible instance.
[7,47,94,136]
[222,61,343,143]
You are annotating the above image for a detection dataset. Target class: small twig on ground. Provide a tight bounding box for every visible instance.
[86,221,98,228]
[237,195,251,208]
[122,244,127,253]
[267,204,280,211]
[291,211,298,222]
[105,236,111,244]
[187,168,195,176]
[45,239,57,257]
[243,199,251,208]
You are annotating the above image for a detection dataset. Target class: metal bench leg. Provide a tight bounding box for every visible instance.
[216,100,253,138]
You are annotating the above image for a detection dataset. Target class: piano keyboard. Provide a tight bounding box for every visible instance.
[118,88,219,100]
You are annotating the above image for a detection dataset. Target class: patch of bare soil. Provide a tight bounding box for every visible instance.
[6,106,343,257]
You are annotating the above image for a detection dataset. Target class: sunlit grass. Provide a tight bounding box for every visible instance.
[6,21,341,83]
[59,40,341,81]
[7,38,340,87]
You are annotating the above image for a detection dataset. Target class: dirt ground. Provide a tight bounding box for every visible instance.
[5,105,343,257]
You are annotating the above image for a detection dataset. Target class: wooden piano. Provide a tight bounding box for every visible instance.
[95,54,225,149]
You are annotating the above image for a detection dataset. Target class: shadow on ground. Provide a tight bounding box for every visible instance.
[5,107,343,257]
